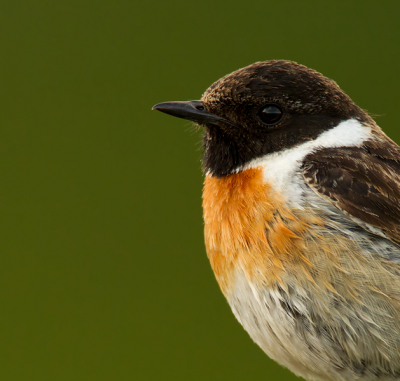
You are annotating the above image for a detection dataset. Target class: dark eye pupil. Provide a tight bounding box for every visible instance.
[259,104,283,125]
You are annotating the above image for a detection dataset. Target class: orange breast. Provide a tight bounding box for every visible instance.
[202,167,316,295]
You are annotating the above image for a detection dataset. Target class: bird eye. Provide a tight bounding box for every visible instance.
[258,104,283,125]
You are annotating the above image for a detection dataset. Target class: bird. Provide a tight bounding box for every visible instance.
[152,60,400,381]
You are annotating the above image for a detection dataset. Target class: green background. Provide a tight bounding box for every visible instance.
[0,1,399,380]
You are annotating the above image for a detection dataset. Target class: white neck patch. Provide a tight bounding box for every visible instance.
[243,118,372,207]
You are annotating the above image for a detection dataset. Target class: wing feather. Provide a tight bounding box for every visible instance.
[302,140,400,244]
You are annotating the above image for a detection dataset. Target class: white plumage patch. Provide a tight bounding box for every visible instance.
[244,118,372,208]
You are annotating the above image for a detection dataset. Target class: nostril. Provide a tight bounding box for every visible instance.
[196,105,205,111]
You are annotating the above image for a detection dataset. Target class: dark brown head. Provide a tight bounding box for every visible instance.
[153,60,371,177]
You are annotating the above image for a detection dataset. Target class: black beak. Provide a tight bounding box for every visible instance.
[152,100,234,126]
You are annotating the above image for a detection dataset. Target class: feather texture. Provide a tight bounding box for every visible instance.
[303,139,400,246]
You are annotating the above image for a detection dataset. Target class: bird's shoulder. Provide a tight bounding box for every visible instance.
[302,138,400,245]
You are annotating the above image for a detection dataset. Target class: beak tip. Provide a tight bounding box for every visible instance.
[150,100,222,126]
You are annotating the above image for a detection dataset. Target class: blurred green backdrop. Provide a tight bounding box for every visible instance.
[0,1,399,380]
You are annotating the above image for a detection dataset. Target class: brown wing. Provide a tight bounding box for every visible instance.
[302,140,400,244]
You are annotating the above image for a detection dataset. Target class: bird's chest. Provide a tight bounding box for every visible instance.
[202,167,337,378]
[202,167,319,296]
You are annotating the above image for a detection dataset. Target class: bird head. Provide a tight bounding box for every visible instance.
[153,60,371,177]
